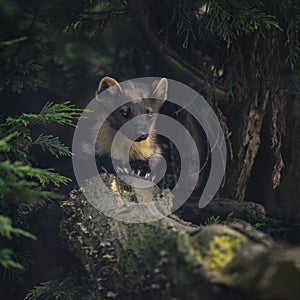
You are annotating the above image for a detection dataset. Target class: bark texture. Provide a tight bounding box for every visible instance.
[60,174,300,300]
[126,0,299,217]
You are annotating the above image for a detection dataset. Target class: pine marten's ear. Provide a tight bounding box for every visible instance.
[96,76,123,97]
[152,78,168,102]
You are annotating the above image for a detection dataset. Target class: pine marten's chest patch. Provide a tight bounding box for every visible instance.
[95,121,158,163]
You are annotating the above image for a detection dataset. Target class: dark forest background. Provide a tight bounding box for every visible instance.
[0,0,299,299]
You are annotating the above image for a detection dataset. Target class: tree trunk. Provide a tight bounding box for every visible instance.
[247,87,300,218]
[127,0,283,204]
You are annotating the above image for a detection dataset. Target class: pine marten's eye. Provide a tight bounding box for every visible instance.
[119,109,129,119]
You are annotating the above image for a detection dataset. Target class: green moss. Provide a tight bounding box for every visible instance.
[177,233,203,267]
[204,235,242,274]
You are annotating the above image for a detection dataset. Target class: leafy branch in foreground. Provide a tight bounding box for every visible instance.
[34,134,73,158]
[3,101,83,128]
[0,101,85,277]
[0,101,83,164]
[24,274,85,300]
[0,216,36,270]
[0,161,71,187]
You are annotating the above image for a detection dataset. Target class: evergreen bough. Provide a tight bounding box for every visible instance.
[0,101,83,277]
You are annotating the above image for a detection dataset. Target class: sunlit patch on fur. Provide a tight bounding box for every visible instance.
[95,121,158,163]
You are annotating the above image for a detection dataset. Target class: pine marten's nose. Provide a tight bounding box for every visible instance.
[135,133,149,142]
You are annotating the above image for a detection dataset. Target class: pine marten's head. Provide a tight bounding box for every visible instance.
[96,77,168,142]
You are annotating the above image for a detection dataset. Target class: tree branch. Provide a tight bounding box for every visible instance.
[127,0,228,100]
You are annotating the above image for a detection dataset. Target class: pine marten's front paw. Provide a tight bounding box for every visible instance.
[115,160,156,180]
[114,164,146,176]
[129,160,151,178]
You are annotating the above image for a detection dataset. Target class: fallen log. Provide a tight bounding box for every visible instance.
[60,174,300,300]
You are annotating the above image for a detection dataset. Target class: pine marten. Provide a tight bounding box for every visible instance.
[95,76,168,177]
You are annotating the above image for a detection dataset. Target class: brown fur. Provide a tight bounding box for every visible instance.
[95,77,167,172]
[95,121,159,163]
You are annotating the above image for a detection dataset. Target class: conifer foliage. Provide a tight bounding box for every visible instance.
[0,0,84,292]
[0,101,82,274]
